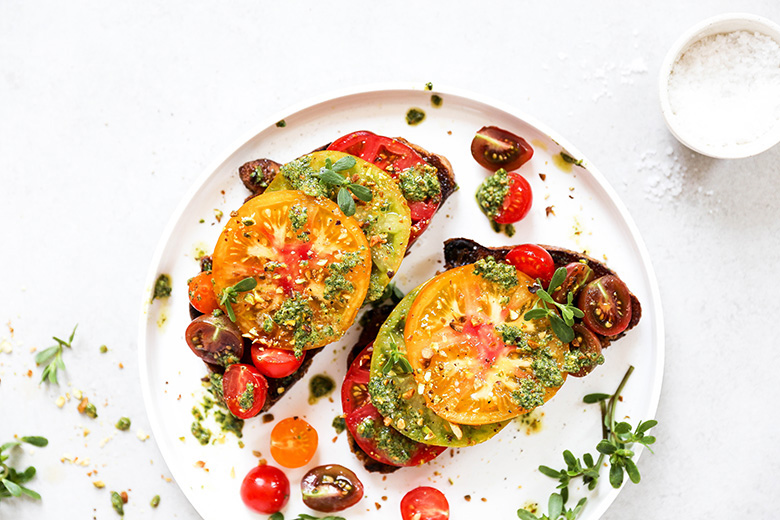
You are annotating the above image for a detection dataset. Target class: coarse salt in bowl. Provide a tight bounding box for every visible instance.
[659,13,780,159]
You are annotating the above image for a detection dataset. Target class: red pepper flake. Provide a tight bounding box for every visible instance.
[539,173,547,181]
[545,205,555,217]
[375,503,381,510]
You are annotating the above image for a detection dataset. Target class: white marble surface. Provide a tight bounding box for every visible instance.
[1,1,779,519]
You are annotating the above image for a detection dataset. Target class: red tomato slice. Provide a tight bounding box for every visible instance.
[223,364,268,419]
[329,131,442,244]
[340,344,373,416]
[401,486,450,520]
[493,171,532,224]
[505,244,555,286]
[250,345,305,379]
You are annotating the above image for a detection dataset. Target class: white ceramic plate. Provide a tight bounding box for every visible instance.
[138,85,664,520]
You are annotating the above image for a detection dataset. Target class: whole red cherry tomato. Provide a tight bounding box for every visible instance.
[493,171,532,224]
[471,126,534,172]
[401,486,450,520]
[251,344,305,379]
[223,364,268,419]
[505,244,555,285]
[188,271,219,314]
[240,464,290,514]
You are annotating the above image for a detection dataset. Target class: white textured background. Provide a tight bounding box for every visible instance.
[1,1,779,519]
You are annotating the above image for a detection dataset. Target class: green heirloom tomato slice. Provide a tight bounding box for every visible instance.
[368,287,509,447]
[266,151,412,302]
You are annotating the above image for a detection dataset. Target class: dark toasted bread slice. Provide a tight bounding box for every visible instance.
[442,238,641,348]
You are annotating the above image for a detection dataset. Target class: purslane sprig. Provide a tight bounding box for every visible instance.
[519,366,658,519]
[35,325,77,384]
[525,268,583,343]
[517,493,587,520]
[0,436,48,501]
[381,336,412,375]
[219,277,258,322]
[314,156,372,216]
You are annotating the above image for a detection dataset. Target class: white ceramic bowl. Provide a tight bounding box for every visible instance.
[659,13,780,159]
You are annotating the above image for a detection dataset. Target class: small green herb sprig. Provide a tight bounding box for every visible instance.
[525,268,583,343]
[0,436,48,501]
[519,366,657,519]
[219,277,258,322]
[35,325,77,384]
[381,336,412,375]
[314,156,372,216]
[269,513,346,520]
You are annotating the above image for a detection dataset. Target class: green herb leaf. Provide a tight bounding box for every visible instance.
[18,484,40,500]
[624,458,641,483]
[582,393,610,404]
[20,436,48,447]
[331,155,356,172]
[2,479,22,497]
[609,462,624,488]
[348,183,373,202]
[0,441,21,454]
[524,308,549,320]
[636,420,657,434]
[549,314,574,343]
[536,289,554,304]
[269,513,284,520]
[337,187,356,216]
[34,346,59,365]
[549,267,567,291]
[548,492,563,519]
[517,509,540,520]
[538,465,562,478]
[596,440,616,454]
[316,169,346,186]
[232,277,257,293]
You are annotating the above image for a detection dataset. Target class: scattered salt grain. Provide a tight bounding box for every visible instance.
[668,30,780,147]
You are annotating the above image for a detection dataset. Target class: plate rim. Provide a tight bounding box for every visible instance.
[137,82,666,520]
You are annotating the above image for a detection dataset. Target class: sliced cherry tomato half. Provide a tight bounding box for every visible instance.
[551,262,595,304]
[567,324,603,378]
[250,344,305,379]
[185,313,244,367]
[270,417,318,468]
[240,464,290,514]
[329,131,424,174]
[404,264,568,425]
[301,464,364,513]
[401,486,450,520]
[188,271,219,314]
[223,363,268,419]
[345,402,445,467]
[340,344,373,416]
[493,171,532,224]
[470,126,534,172]
[211,190,372,351]
[577,275,632,336]
[505,244,555,286]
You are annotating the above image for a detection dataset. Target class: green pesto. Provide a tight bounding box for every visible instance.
[406,108,426,126]
[560,151,583,166]
[111,491,124,516]
[276,119,286,128]
[496,323,532,353]
[191,421,212,445]
[431,94,443,107]
[490,220,516,237]
[249,167,269,188]
[192,406,204,421]
[150,495,161,508]
[399,164,441,202]
[273,293,316,358]
[152,274,172,302]
[207,373,224,403]
[512,378,545,411]
[476,168,512,226]
[238,382,255,410]
[309,374,335,403]
[262,316,274,333]
[214,409,244,439]
[532,348,565,388]
[288,204,308,231]
[323,252,362,301]
[332,416,346,434]
[279,155,329,197]
[563,350,605,374]
[473,256,519,290]
[356,417,415,465]
[115,417,131,431]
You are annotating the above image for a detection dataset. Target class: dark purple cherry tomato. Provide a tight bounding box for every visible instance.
[551,262,595,304]
[301,464,364,512]
[577,275,632,336]
[185,313,244,366]
[223,364,268,419]
[470,126,534,172]
[240,464,290,514]
[567,324,603,377]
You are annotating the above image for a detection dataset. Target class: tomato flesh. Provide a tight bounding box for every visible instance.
[505,244,555,286]
[401,487,450,520]
[567,324,603,378]
[240,464,290,514]
[493,171,532,224]
[223,363,268,419]
[301,464,364,513]
[251,345,305,379]
[341,344,373,416]
[270,417,318,468]
[470,126,534,172]
[188,271,219,314]
[577,275,632,336]
[551,262,595,304]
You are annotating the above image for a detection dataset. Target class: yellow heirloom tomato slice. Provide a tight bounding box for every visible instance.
[404,259,569,425]
[212,190,371,355]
